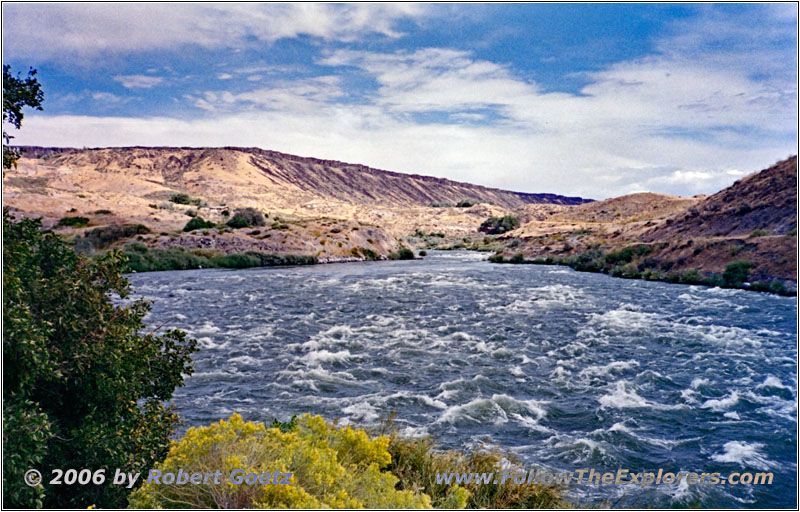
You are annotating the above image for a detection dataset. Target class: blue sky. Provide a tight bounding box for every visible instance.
[2,3,797,198]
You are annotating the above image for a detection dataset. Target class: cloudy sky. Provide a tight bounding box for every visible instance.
[2,3,797,198]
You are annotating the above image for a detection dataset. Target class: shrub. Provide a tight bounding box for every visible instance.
[386,431,567,509]
[3,212,197,508]
[488,253,505,263]
[75,223,151,251]
[56,216,89,228]
[93,209,113,215]
[749,229,771,238]
[510,253,525,263]
[478,215,519,235]
[389,247,415,260]
[418,250,427,257]
[170,193,200,205]
[603,244,652,266]
[128,414,431,509]
[456,200,475,208]
[227,208,266,229]
[183,216,216,232]
[723,260,754,286]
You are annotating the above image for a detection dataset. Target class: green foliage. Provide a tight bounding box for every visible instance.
[227,207,267,229]
[121,244,317,272]
[170,193,200,205]
[56,216,89,228]
[3,399,51,508]
[75,223,151,252]
[351,247,379,260]
[270,415,298,433]
[488,253,505,263]
[748,229,771,238]
[787,227,797,236]
[3,65,44,169]
[418,250,427,257]
[479,215,520,235]
[430,201,453,208]
[183,216,216,232]
[3,211,197,508]
[723,260,754,286]
[93,209,113,215]
[510,253,526,263]
[602,244,652,266]
[389,247,415,260]
[128,414,431,509]
[456,200,475,208]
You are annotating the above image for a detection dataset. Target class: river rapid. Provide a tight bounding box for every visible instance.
[129,251,797,508]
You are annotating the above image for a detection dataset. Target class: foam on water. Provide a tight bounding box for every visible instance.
[711,441,776,471]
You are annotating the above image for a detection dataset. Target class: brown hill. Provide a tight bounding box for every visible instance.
[4,146,588,261]
[15,146,590,209]
[642,156,797,240]
[492,157,797,289]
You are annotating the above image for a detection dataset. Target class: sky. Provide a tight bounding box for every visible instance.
[2,3,797,199]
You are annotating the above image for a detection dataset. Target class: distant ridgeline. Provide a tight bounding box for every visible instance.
[13,145,592,208]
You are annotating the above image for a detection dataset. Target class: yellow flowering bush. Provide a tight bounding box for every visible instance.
[127,414,431,509]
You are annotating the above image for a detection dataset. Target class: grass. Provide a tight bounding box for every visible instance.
[377,416,570,509]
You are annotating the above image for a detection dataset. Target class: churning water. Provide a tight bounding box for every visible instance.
[129,251,797,508]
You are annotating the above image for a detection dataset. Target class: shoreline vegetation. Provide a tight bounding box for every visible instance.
[115,239,794,296]
[487,249,795,296]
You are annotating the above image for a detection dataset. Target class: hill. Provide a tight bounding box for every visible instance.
[491,157,797,291]
[4,146,589,261]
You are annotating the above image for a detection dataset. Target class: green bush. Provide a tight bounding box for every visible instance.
[478,215,520,235]
[510,253,525,263]
[3,212,197,507]
[227,208,267,229]
[170,193,201,205]
[749,229,771,238]
[389,247,415,260]
[128,414,431,509]
[56,216,89,228]
[723,260,754,286]
[183,216,216,232]
[488,253,505,263]
[456,200,475,208]
[602,244,652,266]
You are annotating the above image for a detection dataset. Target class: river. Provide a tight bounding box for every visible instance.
[129,251,797,508]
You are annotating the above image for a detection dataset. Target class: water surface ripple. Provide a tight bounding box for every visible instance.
[129,251,797,508]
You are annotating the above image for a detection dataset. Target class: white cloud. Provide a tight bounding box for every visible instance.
[5,5,796,198]
[112,75,164,89]
[2,3,427,60]
[217,73,233,80]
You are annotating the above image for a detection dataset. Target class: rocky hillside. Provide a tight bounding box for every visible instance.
[491,156,797,290]
[642,156,797,240]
